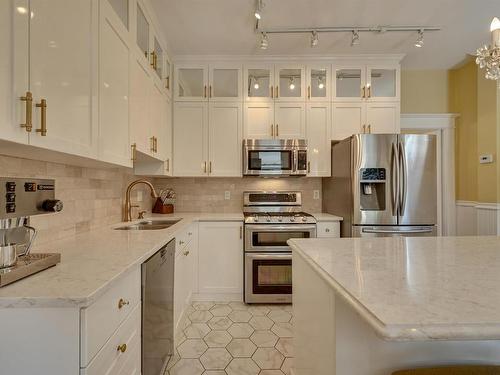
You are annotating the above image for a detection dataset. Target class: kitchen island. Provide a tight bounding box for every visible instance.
[288,237,500,375]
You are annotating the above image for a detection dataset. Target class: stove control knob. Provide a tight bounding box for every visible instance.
[302,216,307,222]
[253,215,259,222]
[277,216,283,222]
[42,199,63,212]
[290,216,295,222]
[266,216,271,222]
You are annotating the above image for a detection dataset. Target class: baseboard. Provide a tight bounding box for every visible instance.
[191,292,243,302]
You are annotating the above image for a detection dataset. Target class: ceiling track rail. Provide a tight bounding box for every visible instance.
[255,25,441,34]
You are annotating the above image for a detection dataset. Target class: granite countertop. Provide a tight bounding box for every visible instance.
[0,213,243,309]
[288,236,500,341]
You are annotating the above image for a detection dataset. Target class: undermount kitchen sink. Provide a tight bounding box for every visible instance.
[114,219,181,231]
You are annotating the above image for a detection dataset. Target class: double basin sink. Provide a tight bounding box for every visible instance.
[114,219,181,231]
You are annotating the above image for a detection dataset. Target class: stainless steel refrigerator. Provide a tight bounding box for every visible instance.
[323,134,437,237]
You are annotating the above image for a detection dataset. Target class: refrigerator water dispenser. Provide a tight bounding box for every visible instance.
[360,168,386,211]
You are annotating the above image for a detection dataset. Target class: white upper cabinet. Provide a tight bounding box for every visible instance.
[0,0,29,145]
[244,65,274,102]
[274,102,306,139]
[365,102,400,134]
[173,102,208,176]
[174,65,208,101]
[208,102,242,177]
[209,64,242,101]
[275,64,305,102]
[366,66,400,102]
[307,65,331,102]
[333,66,366,102]
[332,102,364,141]
[306,103,331,177]
[130,57,152,156]
[99,0,131,167]
[243,102,274,139]
[135,2,150,62]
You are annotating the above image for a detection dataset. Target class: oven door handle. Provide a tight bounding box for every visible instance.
[245,253,292,260]
[245,224,317,231]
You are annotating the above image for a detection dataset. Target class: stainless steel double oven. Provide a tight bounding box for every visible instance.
[243,191,317,304]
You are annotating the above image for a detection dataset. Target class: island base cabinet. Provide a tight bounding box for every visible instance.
[197,221,243,301]
[293,252,500,375]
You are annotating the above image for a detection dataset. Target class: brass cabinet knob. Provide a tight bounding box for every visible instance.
[325,228,330,233]
[118,298,129,309]
[183,250,190,256]
[179,240,185,245]
[117,343,127,353]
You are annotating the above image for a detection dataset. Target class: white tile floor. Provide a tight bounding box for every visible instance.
[166,302,294,375]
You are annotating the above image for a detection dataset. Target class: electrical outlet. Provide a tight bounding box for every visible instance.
[137,190,143,202]
[224,191,231,200]
[313,190,320,200]
[479,154,494,164]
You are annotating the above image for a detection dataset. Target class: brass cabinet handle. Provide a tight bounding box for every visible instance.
[209,161,212,173]
[20,91,33,132]
[131,143,137,161]
[36,99,47,136]
[368,124,371,133]
[154,136,158,152]
[166,158,170,172]
[150,51,157,70]
[362,86,366,99]
[150,136,155,152]
[188,232,192,236]
[308,86,311,99]
[276,124,279,137]
[325,228,330,233]
[270,86,273,99]
[271,124,274,137]
[165,76,170,90]
[209,85,212,98]
[307,161,311,173]
[183,250,190,256]
[118,298,129,309]
[275,85,279,98]
[203,161,207,173]
[204,85,207,98]
[179,240,185,245]
[362,124,366,133]
[367,85,372,98]
[117,344,127,353]
[239,226,242,239]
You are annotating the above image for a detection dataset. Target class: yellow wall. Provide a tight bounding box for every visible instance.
[401,70,449,113]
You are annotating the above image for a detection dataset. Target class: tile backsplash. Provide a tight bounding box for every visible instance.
[0,154,152,246]
[153,177,322,213]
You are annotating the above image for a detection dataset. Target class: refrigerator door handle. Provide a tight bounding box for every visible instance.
[391,142,399,216]
[399,141,408,216]
[362,227,434,234]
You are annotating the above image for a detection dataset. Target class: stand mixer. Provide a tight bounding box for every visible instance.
[0,178,63,287]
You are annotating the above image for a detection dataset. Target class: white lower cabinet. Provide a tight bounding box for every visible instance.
[198,221,244,297]
[306,103,331,177]
[317,222,341,238]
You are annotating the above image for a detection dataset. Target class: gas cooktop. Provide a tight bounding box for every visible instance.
[244,212,316,224]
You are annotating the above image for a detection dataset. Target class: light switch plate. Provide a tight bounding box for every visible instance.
[224,191,231,200]
[479,154,494,164]
[313,190,320,200]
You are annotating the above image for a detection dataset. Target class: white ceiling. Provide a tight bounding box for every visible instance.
[150,0,500,69]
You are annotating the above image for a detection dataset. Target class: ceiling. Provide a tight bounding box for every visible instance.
[150,0,500,69]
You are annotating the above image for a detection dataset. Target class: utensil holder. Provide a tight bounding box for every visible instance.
[152,198,174,214]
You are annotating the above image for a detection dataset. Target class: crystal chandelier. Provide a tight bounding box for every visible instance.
[476,17,500,80]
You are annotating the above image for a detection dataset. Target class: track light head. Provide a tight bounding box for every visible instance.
[415,29,424,48]
[351,30,360,46]
[318,76,324,89]
[252,76,260,90]
[260,32,269,50]
[289,77,295,90]
[310,31,319,47]
[254,0,263,20]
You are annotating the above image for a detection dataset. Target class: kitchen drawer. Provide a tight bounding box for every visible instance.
[82,303,141,375]
[176,224,196,254]
[80,266,141,366]
[317,222,340,238]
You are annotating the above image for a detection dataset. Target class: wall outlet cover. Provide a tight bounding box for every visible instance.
[224,191,231,200]
[479,154,494,164]
[313,190,320,200]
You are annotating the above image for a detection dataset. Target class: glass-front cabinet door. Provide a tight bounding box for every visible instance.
[307,65,330,101]
[151,36,163,79]
[174,65,208,101]
[366,67,399,101]
[136,3,149,60]
[244,65,274,102]
[333,67,365,101]
[209,65,242,101]
[275,65,305,102]
[108,0,128,29]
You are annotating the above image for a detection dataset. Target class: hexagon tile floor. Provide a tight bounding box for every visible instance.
[166,301,294,375]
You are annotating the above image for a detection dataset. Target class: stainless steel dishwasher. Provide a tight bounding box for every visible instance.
[142,239,175,375]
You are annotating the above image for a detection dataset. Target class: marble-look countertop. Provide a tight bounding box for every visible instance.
[289,236,500,341]
[0,213,243,309]
[310,213,343,222]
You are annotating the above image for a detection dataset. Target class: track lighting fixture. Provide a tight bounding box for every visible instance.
[351,30,360,46]
[260,32,269,49]
[415,29,424,48]
[254,0,263,20]
[289,77,295,90]
[318,76,324,90]
[310,31,319,47]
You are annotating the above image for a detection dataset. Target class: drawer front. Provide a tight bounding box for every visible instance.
[80,266,141,366]
[82,303,141,375]
[317,222,340,238]
[176,224,196,254]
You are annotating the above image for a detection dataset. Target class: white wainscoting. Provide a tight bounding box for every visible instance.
[456,201,500,236]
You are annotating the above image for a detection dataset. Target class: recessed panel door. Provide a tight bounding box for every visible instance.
[274,102,305,139]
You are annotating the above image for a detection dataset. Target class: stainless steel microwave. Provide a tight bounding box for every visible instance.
[243,139,308,176]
